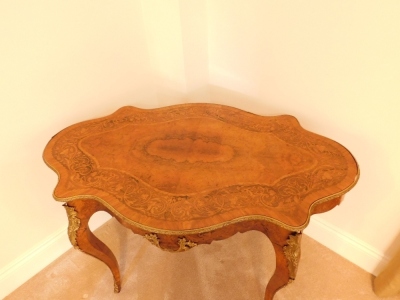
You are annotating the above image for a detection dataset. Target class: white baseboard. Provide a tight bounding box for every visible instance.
[0,227,70,299]
[0,212,111,299]
[1,214,387,298]
[304,216,389,276]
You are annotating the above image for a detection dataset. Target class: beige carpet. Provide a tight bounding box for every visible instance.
[6,218,400,300]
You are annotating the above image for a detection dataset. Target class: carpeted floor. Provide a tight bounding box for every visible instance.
[6,218,400,300]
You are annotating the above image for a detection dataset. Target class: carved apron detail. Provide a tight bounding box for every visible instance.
[64,204,81,249]
[144,233,161,248]
[144,233,197,252]
[177,238,198,252]
[283,233,302,280]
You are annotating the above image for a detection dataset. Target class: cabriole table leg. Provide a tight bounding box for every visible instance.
[63,200,121,293]
[263,226,302,300]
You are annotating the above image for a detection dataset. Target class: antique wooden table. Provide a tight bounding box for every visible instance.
[43,104,359,299]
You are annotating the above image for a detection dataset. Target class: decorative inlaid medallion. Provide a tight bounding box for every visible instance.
[146,137,234,163]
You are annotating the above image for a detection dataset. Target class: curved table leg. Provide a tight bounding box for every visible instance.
[262,225,302,300]
[63,200,121,293]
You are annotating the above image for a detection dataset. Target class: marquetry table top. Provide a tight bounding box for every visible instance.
[43,104,359,234]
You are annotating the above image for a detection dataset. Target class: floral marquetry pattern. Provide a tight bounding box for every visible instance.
[46,104,358,229]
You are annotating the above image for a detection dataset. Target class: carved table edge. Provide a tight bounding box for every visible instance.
[54,173,357,236]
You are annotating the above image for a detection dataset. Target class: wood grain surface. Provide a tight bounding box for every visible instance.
[44,104,359,233]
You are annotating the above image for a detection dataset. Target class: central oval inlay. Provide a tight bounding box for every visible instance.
[146,138,234,163]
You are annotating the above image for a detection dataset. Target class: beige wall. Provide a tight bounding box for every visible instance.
[1,1,399,296]
[0,0,152,267]
[206,0,400,272]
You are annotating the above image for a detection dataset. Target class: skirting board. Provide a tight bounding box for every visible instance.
[1,215,387,298]
[0,227,70,299]
[0,213,111,299]
[304,215,389,276]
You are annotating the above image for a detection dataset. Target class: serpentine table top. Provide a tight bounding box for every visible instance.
[43,103,359,299]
